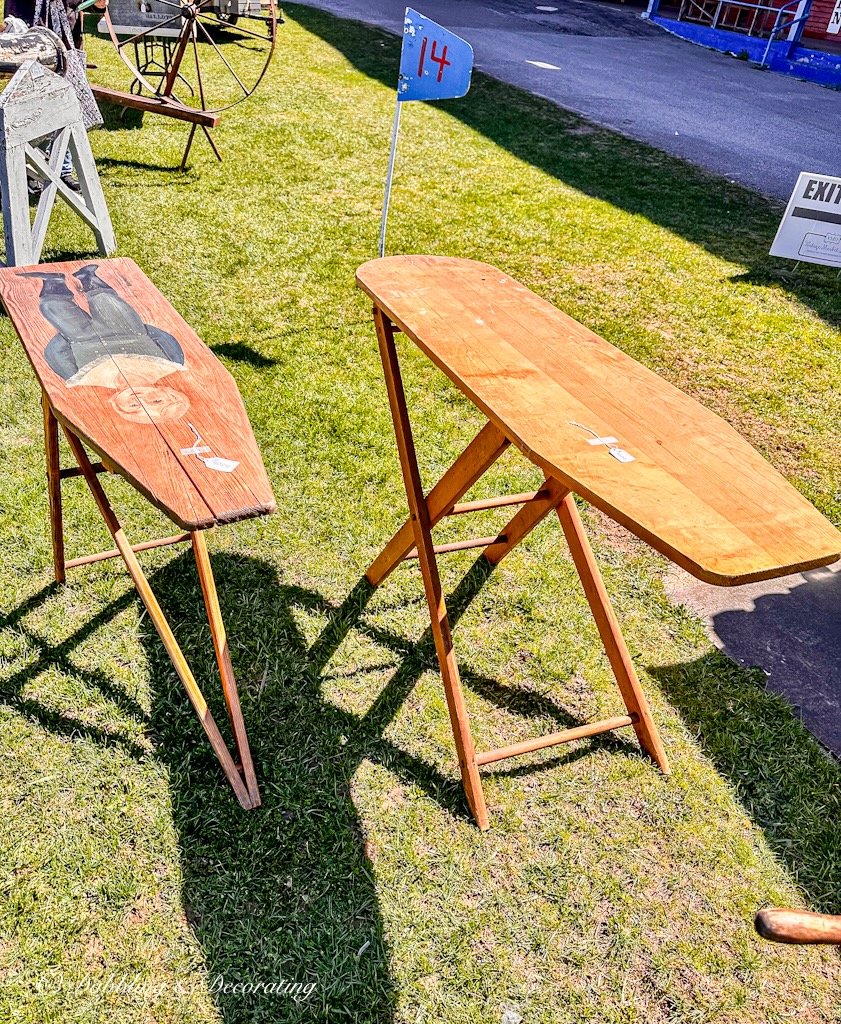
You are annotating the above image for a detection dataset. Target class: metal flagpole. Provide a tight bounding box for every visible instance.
[379,98,403,259]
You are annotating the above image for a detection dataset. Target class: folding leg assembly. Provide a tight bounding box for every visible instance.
[367,311,669,830]
[41,395,259,810]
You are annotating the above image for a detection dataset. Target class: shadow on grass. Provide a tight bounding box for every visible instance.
[287,3,841,332]
[137,547,641,1019]
[9,545,839,1016]
[650,649,841,917]
[212,341,278,367]
[0,581,149,755]
[96,102,145,133]
[135,551,499,1020]
[0,541,634,1019]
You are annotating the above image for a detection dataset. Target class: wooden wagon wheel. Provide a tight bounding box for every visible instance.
[99,0,277,166]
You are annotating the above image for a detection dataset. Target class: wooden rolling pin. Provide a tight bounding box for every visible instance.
[755,909,841,945]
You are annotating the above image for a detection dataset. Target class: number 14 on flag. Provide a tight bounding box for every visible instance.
[398,8,474,102]
[379,9,474,257]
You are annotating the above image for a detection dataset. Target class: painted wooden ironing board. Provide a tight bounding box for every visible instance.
[357,254,841,830]
[0,258,276,810]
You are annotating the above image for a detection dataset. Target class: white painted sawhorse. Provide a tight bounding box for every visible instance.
[0,61,115,266]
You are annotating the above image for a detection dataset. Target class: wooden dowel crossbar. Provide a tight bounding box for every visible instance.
[40,396,259,810]
[365,420,510,586]
[367,310,670,830]
[59,462,107,480]
[399,493,551,563]
[65,532,190,569]
[449,490,546,515]
[475,714,637,766]
[405,534,507,559]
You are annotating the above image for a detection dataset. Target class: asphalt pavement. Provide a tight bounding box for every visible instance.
[295,0,841,200]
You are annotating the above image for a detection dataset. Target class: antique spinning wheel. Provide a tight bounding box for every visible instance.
[98,0,277,166]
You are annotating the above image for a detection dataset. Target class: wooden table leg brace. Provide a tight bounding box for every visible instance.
[42,396,260,810]
[368,310,669,830]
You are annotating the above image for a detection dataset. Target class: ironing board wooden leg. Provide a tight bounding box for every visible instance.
[374,308,489,829]
[42,395,65,584]
[61,424,257,810]
[192,528,261,807]
[556,493,670,774]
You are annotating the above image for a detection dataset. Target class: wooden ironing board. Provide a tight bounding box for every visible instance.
[0,258,276,810]
[357,254,841,830]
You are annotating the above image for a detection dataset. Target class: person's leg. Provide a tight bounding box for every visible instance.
[27,136,49,198]
[57,134,80,190]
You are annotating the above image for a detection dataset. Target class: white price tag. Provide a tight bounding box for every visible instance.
[202,457,239,473]
[609,448,635,463]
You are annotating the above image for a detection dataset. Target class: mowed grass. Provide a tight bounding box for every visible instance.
[0,5,840,1022]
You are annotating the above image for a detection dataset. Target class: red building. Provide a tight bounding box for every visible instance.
[803,0,839,41]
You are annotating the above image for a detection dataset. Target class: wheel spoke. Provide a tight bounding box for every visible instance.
[196,18,250,95]
[104,0,276,114]
[190,24,208,109]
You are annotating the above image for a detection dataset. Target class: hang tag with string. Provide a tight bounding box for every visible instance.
[181,423,239,473]
[570,421,635,463]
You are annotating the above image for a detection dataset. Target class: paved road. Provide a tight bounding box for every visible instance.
[665,564,841,756]
[295,0,841,200]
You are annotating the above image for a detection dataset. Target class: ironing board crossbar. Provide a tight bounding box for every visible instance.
[476,714,638,766]
[448,490,547,515]
[65,532,191,569]
[403,492,551,560]
[59,462,107,479]
[405,534,507,558]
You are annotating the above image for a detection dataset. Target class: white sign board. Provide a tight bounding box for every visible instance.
[770,172,841,267]
[828,0,841,34]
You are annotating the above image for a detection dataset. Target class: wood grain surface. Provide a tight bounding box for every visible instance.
[357,255,841,585]
[0,258,275,530]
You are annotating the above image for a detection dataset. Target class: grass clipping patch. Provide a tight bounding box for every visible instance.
[0,5,840,1023]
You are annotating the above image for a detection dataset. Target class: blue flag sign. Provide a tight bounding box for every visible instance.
[398,8,474,103]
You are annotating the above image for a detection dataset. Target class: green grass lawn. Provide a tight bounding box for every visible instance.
[1,5,841,1022]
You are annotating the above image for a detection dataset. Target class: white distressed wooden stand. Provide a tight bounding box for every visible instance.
[0,60,115,266]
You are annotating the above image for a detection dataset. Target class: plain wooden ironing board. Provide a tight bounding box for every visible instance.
[0,258,276,810]
[357,254,841,830]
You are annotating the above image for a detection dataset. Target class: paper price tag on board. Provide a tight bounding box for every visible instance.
[202,457,239,473]
[770,171,841,267]
[398,8,474,103]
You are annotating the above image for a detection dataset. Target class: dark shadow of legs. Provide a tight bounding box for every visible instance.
[142,553,397,1022]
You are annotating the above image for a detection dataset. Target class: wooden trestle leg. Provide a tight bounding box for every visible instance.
[192,529,260,807]
[374,308,489,829]
[555,494,670,773]
[58,423,257,810]
[369,311,669,829]
[42,395,65,584]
